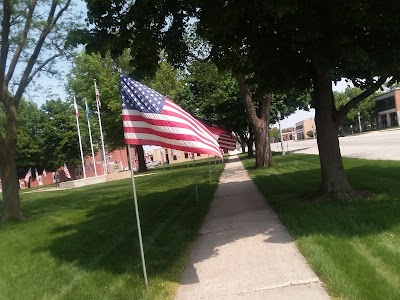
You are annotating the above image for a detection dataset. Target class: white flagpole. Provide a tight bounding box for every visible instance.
[193,154,198,203]
[94,79,108,175]
[127,145,148,288]
[85,99,97,176]
[160,149,165,171]
[208,155,211,183]
[74,95,86,178]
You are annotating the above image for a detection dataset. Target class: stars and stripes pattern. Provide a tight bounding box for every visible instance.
[199,121,236,151]
[120,74,223,158]
[63,163,71,179]
[24,168,31,182]
[218,130,236,151]
[133,154,139,170]
[95,86,101,108]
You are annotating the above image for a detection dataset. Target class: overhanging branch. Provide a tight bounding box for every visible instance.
[336,77,386,123]
[27,53,63,85]
[6,1,38,85]
[14,0,71,102]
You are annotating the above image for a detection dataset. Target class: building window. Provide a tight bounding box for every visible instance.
[376,96,396,112]
[184,152,189,159]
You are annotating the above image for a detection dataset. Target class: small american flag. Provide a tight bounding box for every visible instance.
[95,86,101,108]
[160,149,165,164]
[73,96,79,117]
[133,154,139,169]
[42,169,47,178]
[120,74,222,158]
[35,168,39,180]
[24,168,31,182]
[63,163,71,179]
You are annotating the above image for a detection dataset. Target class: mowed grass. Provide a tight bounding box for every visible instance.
[240,154,400,300]
[0,159,225,300]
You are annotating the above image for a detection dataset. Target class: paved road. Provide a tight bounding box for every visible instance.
[175,156,329,300]
[273,129,400,161]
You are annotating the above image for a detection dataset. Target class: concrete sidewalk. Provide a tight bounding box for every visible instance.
[175,155,329,300]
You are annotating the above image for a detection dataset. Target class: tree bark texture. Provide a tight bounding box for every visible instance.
[0,95,24,222]
[134,145,147,172]
[237,74,272,167]
[312,66,353,199]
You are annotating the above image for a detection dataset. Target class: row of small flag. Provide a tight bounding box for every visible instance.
[24,163,71,183]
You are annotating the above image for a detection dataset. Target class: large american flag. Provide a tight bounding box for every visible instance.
[120,74,222,158]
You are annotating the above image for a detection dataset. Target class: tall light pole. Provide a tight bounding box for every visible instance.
[277,111,285,155]
[358,111,362,133]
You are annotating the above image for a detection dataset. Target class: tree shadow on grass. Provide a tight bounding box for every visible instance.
[248,161,400,240]
[25,155,400,296]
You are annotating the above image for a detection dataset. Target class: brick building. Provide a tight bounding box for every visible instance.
[295,118,316,140]
[15,146,215,189]
[374,89,400,128]
[281,127,297,141]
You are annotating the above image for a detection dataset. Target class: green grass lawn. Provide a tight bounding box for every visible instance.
[0,159,225,300]
[240,153,400,300]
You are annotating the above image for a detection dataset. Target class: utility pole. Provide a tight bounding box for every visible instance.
[277,111,285,155]
[358,111,362,133]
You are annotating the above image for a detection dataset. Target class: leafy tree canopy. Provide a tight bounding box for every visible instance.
[40,99,88,169]
[334,87,377,126]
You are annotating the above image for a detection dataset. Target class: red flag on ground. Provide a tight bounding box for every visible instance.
[63,163,71,179]
[24,168,31,182]
[120,74,222,158]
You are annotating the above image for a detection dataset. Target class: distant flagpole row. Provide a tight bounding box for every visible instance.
[94,79,108,175]
[74,95,86,179]
[85,99,98,177]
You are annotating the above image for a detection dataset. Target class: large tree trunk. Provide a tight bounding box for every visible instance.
[240,140,246,153]
[312,67,353,199]
[0,97,24,222]
[237,74,272,167]
[134,145,147,172]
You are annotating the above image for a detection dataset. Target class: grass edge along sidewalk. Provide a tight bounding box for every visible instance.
[240,153,400,300]
[0,159,225,300]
